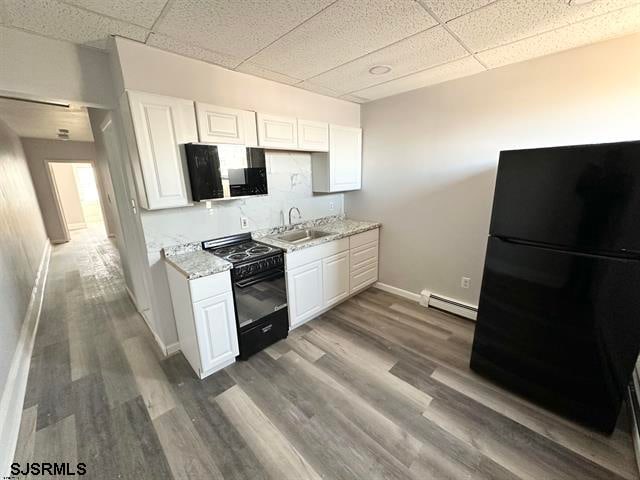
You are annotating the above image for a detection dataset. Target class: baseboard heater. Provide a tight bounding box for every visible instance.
[420,290,478,321]
[629,366,640,474]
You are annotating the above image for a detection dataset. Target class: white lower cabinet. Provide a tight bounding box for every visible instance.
[165,266,239,379]
[287,260,323,329]
[286,229,379,329]
[323,251,349,307]
[193,292,239,373]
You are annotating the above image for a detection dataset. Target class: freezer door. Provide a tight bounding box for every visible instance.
[490,141,640,253]
[471,237,640,432]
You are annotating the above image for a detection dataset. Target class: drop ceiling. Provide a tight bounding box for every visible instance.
[2,0,640,103]
[0,98,94,141]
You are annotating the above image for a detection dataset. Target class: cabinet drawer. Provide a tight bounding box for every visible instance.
[350,241,378,272]
[190,271,232,303]
[285,238,348,271]
[350,262,378,294]
[350,228,379,249]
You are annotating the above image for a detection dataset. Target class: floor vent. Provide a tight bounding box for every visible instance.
[420,290,478,321]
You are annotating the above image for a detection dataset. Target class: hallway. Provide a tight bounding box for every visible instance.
[13,228,172,478]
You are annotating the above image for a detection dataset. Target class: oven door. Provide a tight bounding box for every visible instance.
[233,268,287,331]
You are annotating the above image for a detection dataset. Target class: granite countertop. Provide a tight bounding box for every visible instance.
[253,217,381,253]
[163,216,380,279]
[164,249,232,280]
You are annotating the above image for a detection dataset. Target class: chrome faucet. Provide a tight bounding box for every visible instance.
[288,207,302,225]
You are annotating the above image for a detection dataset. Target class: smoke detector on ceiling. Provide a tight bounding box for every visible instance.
[368,65,392,75]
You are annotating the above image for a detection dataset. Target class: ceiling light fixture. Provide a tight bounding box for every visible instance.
[368,65,392,75]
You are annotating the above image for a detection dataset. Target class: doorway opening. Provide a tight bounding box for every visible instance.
[48,161,107,241]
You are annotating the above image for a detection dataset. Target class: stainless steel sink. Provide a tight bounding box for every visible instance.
[270,229,332,244]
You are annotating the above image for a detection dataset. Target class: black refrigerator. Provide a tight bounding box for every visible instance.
[470,140,640,433]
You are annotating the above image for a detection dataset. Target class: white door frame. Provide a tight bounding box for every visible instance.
[44,158,109,242]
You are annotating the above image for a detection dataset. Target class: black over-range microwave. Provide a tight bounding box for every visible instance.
[185,143,268,201]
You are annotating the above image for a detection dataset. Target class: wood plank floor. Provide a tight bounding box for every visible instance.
[14,227,639,479]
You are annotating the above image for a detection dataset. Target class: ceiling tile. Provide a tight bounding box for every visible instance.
[62,0,167,28]
[296,81,342,97]
[248,0,437,80]
[339,94,369,103]
[235,63,302,85]
[4,0,148,49]
[154,0,334,60]
[477,3,640,68]
[448,0,640,53]
[417,0,496,22]
[146,33,243,69]
[309,26,468,95]
[352,56,485,101]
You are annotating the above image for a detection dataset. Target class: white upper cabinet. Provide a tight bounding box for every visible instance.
[297,119,329,152]
[257,113,298,149]
[127,91,197,210]
[195,102,258,146]
[311,124,362,193]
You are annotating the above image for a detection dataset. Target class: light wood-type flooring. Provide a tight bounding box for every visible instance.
[13,227,639,479]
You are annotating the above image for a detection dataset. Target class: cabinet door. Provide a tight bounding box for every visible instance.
[322,251,349,308]
[193,292,239,373]
[298,119,329,152]
[128,91,197,209]
[330,124,362,191]
[287,260,323,328]
[257,113,298,149]
[195,102,257,145]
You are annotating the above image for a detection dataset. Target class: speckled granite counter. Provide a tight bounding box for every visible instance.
[163,216,380,278]
[253,217,381,252]
[163,248,232,280]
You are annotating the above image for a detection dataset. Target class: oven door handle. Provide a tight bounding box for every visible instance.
[235,269,284,288]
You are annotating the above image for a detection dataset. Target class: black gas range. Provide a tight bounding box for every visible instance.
[203,233,288,360]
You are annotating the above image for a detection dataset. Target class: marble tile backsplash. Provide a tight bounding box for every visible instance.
[141,151,344,258]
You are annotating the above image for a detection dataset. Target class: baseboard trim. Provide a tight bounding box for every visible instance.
[165,342,180,356]
[374,282,421,302]
[125,286,176,358]
[374,282,478,321]
[0,241,51,477]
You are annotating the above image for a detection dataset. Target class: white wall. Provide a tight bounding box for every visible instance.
[0,118,48,416]
[0,27,114,107]
[345,32,640,306]
[113,37,360,127]
[21,139,115,242]
[49,162,85,228]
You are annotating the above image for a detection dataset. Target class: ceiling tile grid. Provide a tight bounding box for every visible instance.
[146,32,243,69]
[1,0,640,102]
[447,0,640,52]
[308,26,469,95]
[352,56,486,101]
[3,0,148,49]
[245,0,437,80]
[61,0,167,29]
[153,0,335,60]
[476,2,640,68]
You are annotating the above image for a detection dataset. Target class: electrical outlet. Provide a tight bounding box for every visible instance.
[240,217,249,229]
[461,277,471,289]
[329,201,335,211]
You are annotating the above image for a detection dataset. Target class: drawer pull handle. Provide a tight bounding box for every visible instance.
[261,324,273,333]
